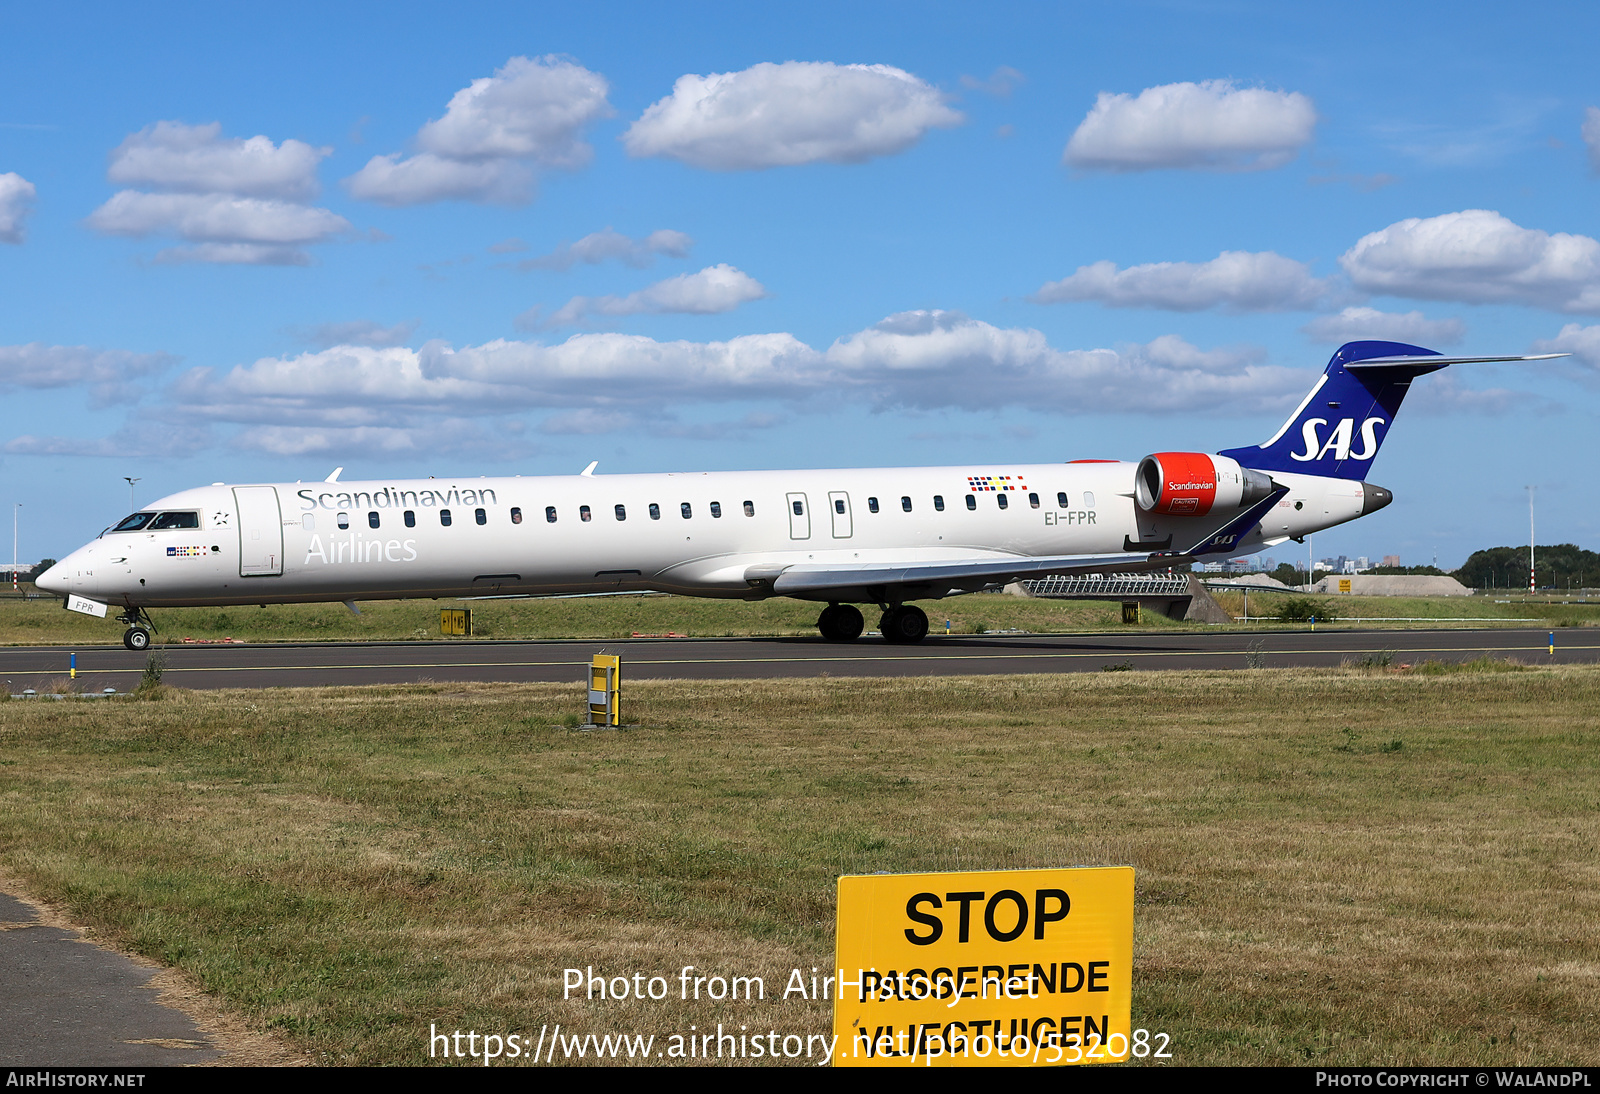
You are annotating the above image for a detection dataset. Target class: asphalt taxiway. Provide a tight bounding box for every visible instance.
[2,627,1595,692]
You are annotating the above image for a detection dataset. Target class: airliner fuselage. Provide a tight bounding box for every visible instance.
[40,340,1552,648]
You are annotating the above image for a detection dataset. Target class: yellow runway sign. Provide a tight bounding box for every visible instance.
[832,866,1133,1067]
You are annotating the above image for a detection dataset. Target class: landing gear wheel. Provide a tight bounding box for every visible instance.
[879,605,929,644]
[124,627,151,652]
[817,604,864,642]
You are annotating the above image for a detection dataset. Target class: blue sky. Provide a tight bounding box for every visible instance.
[3,1,1598,570]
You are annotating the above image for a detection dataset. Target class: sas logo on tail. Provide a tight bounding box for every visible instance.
[1290,417,1385,462]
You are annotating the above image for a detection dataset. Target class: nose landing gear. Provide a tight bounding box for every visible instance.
[117,607,156,651]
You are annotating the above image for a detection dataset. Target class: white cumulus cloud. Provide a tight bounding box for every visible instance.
[1302,307,1465,346]
[622,61,961,170]
[106,121,329,201]
[5,422,213,459]
[1340,209,1600,313]
[344,55,611,206]
[521,228,693,271]
[521,264,768,329]
[0,342,176,408]
[87,122,348,264]
[0,172,36,244]
[1532,322,1600,370]
[1064,80,1316,172]
[825,311,1296,413]
[1032,251,1327,312]
[166,311,1301,437]
[291,319,420,348]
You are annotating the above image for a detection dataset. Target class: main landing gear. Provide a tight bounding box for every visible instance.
[815,602,930,644]
[117,607,156,652]
[878,604,929,645]
[816,603,865,642]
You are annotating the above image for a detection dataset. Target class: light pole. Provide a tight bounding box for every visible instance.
[1527,486,1536,594]
[11,503,18,592]
[124,477,141,512]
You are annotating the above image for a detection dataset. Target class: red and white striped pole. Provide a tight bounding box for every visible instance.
[1527,486,1536,594]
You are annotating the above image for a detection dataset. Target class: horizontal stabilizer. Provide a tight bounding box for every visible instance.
[1345,353,1566,369]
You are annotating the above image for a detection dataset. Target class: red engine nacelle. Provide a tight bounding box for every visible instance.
[1135,452,1274,516]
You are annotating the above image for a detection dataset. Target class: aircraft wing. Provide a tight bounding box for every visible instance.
[744,551,1189,602]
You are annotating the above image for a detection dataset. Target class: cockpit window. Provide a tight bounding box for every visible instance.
[150,511,200,530]
[113,513,156,532]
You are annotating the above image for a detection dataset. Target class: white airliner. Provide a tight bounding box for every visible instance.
[37,341,1557,650]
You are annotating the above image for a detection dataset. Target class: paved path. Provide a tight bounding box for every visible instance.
[0,892,220,1066]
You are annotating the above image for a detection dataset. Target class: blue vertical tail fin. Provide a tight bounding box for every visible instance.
[1219,341,1448,480]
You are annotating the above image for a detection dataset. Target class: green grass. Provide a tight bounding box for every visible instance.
[3,585,1593,647]
[2,667,1598,1066]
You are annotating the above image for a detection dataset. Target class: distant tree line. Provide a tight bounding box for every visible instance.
[1,559,56,583]
[1455,544,1599,590]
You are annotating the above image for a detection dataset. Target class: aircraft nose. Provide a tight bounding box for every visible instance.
[33,562,67,595]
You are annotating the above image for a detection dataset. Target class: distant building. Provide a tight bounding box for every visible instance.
[1382,555,1401,568]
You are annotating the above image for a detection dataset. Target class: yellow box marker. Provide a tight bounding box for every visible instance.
[588,654,621,727]
[439,608,471,636]
[1338,578,1352,593]
[833,866,1133,1067]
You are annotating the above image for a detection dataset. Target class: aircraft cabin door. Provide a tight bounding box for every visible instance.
[828,491,852,538]
[786,492,811,540]
[234,486,284,577]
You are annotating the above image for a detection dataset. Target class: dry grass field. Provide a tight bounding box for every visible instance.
[1,665,1597,1066]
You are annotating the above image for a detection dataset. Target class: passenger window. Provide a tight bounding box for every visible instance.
[1029,492,1040,509]
[868,497,879,513]
[580,505,592,522]
[440,509,452,527]
[901,496,912,512]
[404,510,416,527]
[511,507,522,524]
[966,494,976,510]
[834,499,846,514]
[681,502,692,519]
[1084,492,1096,508]
[303,514,316,531]
[1057,492,1069,508]
[615,504,627,521]
[743,500,754,517]
[546,506,557,523]
[475,508,486,525]
[933,495,944,512]
[649,503,661,520]
[368,511,380,529]
[791,500,803,516]
[337,512,350,530]
[998,494,1009,510]
[710,501,722,518]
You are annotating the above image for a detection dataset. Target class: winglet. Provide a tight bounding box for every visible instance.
[580,461,598,477]
[325,467,343,483]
